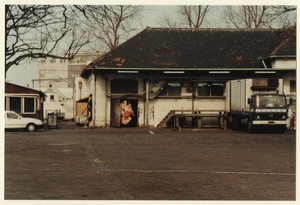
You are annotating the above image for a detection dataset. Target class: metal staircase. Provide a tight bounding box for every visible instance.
[149,81,166,99]
[157,110,174,128]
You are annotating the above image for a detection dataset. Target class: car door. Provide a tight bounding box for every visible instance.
[6,112,25,128]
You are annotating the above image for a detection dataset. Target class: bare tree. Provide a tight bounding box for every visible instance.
[5,5,90,75]
[270,6,297,28]
[160,5,212,28]
[159,13,179,28]
[222,6,296,29]
[82,5,143,51]
[179,5,212,28]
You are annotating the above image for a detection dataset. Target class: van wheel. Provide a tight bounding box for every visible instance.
[27,123,36,132]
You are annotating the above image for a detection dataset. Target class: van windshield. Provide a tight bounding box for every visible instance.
[257,95,286,108]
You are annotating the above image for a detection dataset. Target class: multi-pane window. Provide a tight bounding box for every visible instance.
[158,82,181,96]
[6,96,36,114]
[197,82,224,96]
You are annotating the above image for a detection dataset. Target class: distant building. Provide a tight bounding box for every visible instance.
[5,82,45,120]
[32,52,102,120]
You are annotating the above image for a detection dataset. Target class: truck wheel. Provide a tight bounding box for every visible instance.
[247,121,254,133]
[27,123,36,132]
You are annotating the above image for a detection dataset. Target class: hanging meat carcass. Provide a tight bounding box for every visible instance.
[120,100,135,125]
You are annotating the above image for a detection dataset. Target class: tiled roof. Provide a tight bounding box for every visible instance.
[87,27,296,69]
[270,36,296,56]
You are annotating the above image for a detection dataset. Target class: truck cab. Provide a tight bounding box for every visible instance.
[248,94,288,133]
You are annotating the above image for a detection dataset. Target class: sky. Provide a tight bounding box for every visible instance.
[3,2,298,88]
[5,5,180,87]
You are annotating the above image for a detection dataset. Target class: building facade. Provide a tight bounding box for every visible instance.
[78,27,296,128]
[5,82,45,120]
[32,52,102,120]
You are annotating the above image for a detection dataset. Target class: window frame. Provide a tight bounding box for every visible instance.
[197,82,225,97]
[6,96,37,114]
[157,81,181,97]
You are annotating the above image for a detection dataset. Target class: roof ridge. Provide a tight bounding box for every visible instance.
[147,27,277,32]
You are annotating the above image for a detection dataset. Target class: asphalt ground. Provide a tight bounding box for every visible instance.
[3,121,297,202]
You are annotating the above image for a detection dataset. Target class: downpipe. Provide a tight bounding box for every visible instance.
[93,73,96,127]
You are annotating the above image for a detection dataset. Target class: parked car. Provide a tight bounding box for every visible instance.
[4,111,44,132]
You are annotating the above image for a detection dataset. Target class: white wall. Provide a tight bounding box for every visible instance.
[92,74,107,127]
[85,73,294,128]
[148,98,226,127]
[43,101,73,120]
[271,59,296,69]
[282,73,296,96]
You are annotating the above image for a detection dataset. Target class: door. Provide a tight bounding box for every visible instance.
[111,99,121,127]
[110,99,138,127]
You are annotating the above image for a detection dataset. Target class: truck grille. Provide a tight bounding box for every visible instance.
[255,113,286,120]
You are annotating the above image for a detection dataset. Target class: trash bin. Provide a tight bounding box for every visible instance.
[48,112,59,129]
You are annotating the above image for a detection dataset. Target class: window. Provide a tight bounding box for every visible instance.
[7,96,36,114]
[7,112,19,119]
[50,95,55,101]
[198,82,224,96]
[10,97,21,113]
[24,98,35,113]
[197,83,210,96]
[211,82,224,96]
[158,82,181,96]
[290,80,296,92]
[111,79,138,94]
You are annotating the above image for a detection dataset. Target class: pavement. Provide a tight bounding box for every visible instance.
[4,121,296,200]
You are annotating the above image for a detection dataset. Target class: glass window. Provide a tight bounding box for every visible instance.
[158,82,181,96]
[211,83,224,96]
[290,80,296,92]
[197,83,210,96]
[9,97,21,113]
[198,82,224,96]
[168,82,181,96]
[7,112,19,119]
[24,98,35,113]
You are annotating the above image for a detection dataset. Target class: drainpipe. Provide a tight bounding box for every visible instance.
[261,59,267,68]
[145,79,149,127]
[78,80,82,99]
[192,82,195,113]
[93,72,96,127]
[105,77,107,127]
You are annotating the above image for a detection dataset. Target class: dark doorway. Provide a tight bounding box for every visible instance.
[110,98,138,127]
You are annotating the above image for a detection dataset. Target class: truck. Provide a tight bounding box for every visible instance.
[226,78,288,133]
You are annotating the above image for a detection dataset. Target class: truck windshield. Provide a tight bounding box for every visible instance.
[257,95,286,108]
